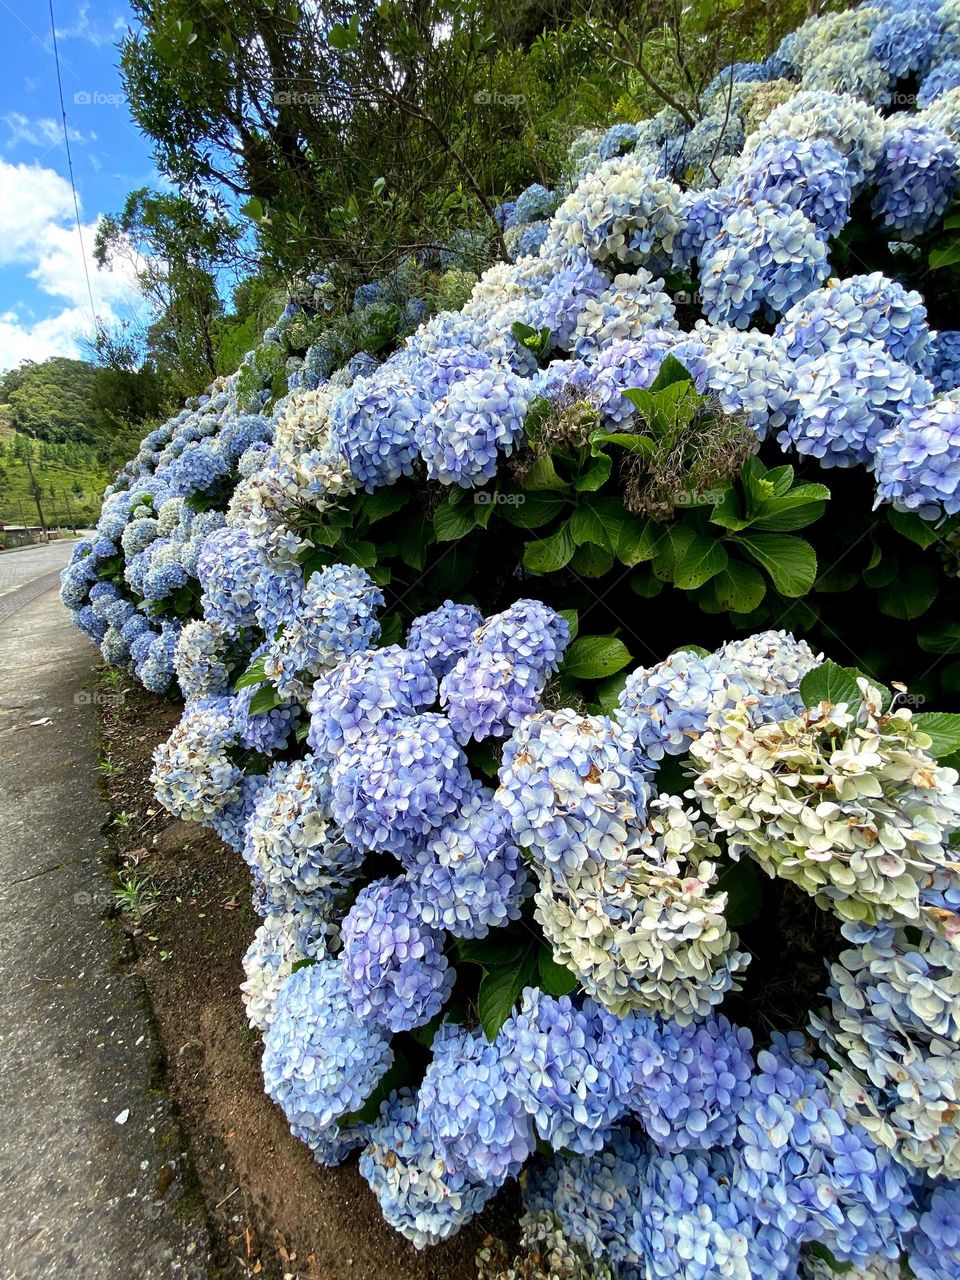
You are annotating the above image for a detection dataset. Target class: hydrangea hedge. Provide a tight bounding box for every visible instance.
[61,2,960,1275]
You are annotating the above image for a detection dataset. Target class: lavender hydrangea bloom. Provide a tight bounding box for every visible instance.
[262,959,393,1143]
[417,1022,535,1184]
[196,526,264,633]
[776,272,933,372]
[331,713,472,860]
[340,876,454,1032]
[699,202,830,328]
[623,1014,754,1153]
[872,124,960,241]
[328,368,427,490]
[440,651,543,744]
[497,989,631,1154]
[497,710,648,875]
[473,598,571,676]
[783,339,933,468]
[306,645,437,761]
[874,392,960,518]
[928,330,960,392]
[410,781,528,938]
[360,1090,497,1248]
[416,365,535,487]
[406,601,483,678]
[910,1185,960,1280]
[616,649,730,770]
[733,136,852,238]
[737,1032,915,1265]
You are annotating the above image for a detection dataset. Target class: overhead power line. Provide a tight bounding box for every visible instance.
[47,0,99,335]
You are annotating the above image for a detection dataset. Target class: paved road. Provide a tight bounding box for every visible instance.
[0,539,85,598]
[0,559,210,1278]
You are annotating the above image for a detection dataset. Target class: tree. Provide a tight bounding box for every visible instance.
[94,187,243,397]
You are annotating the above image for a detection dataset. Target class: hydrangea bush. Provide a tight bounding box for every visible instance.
[62,1,960,1274]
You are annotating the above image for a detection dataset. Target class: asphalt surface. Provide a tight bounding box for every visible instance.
[0,542,210,1279]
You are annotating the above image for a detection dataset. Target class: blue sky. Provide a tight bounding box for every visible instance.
[0,0,157,370]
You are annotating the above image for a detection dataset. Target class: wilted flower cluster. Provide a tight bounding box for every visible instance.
[690,678,960,929]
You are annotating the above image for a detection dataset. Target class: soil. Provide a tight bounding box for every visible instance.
[97,672,519,1280]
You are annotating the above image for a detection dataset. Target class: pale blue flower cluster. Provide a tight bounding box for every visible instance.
[306,645,437,761]
[417,1021,535,1184]
[405,600,483,678]
[497,709,647,875]
[340,876,455,1032]
[875,391,960,517]
[262,959,392,1146]
[411,781,528,937]
[331,712,471,860]
[498,988,632,1154]
[360,1090,497,1248]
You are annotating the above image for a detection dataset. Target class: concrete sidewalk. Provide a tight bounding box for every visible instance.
[0,553,210,1278]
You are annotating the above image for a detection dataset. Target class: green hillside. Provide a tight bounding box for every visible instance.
[0,417,106,530]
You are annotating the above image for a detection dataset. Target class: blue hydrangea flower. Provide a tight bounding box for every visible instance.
[416,365,535,487]
[918,57,960,107]
[340,876,454,1032]
[572,270,678,357]
[306,645,437,762]
[782,339,933,468]
[591,330,704,426]
[869,8,947,80]
[474,598,571,675]
[440,651,543,744]
[328,367,427,490]
[616,649,730,771]
[406,601,483,678]
[264,564,383,699]
[703,329,796,440]
[262,959,393,1142]
[151,697,242,821]
[417,1021,535,1184]
[776,272,934,372]
[497,709,647,876]
[528,252,610,353]
[623,1013,754,1153]
[732,136,852,238]
[196,526,264,633]
[737,1032,915,1265]
[910,1184,960,1280]
[409,781,528,938]
[497,988,631,1155]
[245,757,364,910]
[928,331,960,392]
[331,712,472,860]
[699,202,830,328]
[510,183,559,228]
[875,391,960,518]
[360,1090,497,1248]
[597,122,639,161]
[872,123,960,240]
[524,1127,644,1269]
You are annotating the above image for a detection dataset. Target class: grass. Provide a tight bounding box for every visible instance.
[113,871,158,924]
[0,421,106,529]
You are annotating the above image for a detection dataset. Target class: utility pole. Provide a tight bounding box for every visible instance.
[63,489,77,535]
[24,452,48,542]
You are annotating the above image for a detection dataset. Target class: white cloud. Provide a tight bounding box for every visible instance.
[0,156,141,371]
[3,113,92,150]
[55,4,127,49]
